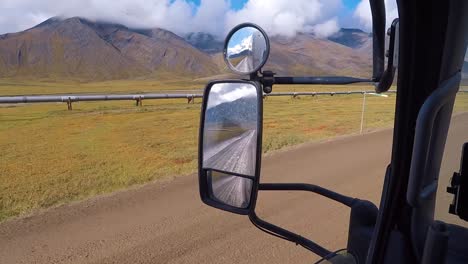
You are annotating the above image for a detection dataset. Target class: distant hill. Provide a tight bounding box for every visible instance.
[328,28,372,49]
[263,33,372,77]
[0,18,374,81]
[185,32,223,54]
[203,30,373,78]
[0,17,219,80]
[206,96,257,127]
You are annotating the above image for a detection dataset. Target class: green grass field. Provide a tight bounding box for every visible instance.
[1,81,467,221]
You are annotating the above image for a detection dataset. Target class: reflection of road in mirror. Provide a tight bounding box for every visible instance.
[204,130,257,176]
[203,82,258,176]
[226,26,267,73]
[234,57,254,73]
[210,171,253,208]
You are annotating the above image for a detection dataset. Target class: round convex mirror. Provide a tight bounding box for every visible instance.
[224,23,270,74]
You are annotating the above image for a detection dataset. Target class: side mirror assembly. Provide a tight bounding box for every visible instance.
[199,0,388,261]
[221,1,398,93]
[198,80,263,215]
[224,23,270,75]
[376,18,399,93]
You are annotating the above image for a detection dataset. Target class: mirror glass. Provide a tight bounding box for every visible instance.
[225,26,269,74]
[207,170,253,208]
[202,82,259,208]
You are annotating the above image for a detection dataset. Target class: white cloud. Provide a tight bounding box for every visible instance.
[225,0,342,38]
[208,83,257,108]
[353,0,398,31]
[227,35,252,55]
[0,0,228,36]
[311,18,340,38]
[0,0,344,38]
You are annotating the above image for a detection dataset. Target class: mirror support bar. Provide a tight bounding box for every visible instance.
[259,183,357,207]
[251,72,375,90]
[249,212,333,257]
[273,76,373,85]
[248,183,358,257]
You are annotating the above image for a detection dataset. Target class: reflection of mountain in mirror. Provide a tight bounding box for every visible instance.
[203,82,258,177]
[227,31,254,57]
[206,96,257,127]
[206,83,257,128]
[207,83,257,108]
[226,26,268,74]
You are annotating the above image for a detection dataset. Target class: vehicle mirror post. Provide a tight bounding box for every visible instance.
[370,0,386,82]
[376,19,399,93]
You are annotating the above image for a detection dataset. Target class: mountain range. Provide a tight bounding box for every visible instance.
[0,17,380,81]
[206,96,258,127]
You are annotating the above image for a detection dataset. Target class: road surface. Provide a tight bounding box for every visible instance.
[235,56,254,73]
[211,174,252,208]
[0,113,466,264]
[204,130,257,176]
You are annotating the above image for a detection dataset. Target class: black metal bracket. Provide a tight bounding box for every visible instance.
[261,70,275,94]
[258,183,357,207]
[375,18,399,93]
[447,143,468,221]
[250,70,374,91]
[249,70,276,94]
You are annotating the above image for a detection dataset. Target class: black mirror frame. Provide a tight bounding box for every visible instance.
[223,23,271,75]
[198,80,263,215]
[370,0,386,82]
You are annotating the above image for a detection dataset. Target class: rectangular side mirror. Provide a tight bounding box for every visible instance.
[198,80,263,215]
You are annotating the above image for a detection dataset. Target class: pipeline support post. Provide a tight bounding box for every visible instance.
[187,95,194,104]
[135,97,143,107]
[67,97,72,110]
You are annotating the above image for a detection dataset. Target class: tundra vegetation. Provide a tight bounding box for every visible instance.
[1,80,467,221]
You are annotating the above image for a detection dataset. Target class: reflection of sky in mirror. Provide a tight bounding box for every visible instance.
[227,27,257,56]
[207,83,256,109]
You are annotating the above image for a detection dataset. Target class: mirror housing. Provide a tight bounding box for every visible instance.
[198,80,263,215]
[223,23,270,75]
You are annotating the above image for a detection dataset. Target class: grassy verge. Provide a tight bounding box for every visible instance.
[1,82,467,221]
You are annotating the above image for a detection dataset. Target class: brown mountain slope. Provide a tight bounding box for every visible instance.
[209,33,372,78]
[0,17,220,81]
[86,22,220,76]
[0,17,373,81]
[264,34,372,77]
[0,17,146,80]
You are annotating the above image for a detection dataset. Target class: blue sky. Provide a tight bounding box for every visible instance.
[187,0,248,10]
[188,0,360,11]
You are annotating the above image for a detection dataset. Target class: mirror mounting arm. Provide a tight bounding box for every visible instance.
[273,76,373,85]
[249,70,276,94]
[249,212,333,257]
[375,19,399,93]
[252,71,375,91]
[248,183,358,257]
[258,183,357,207]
